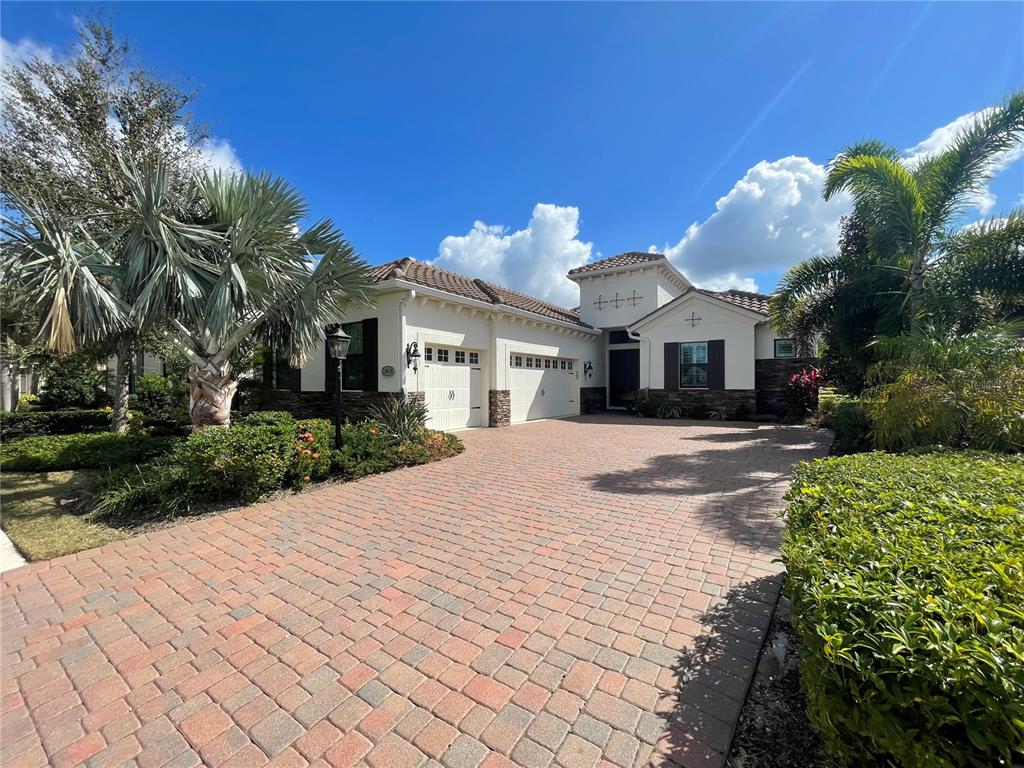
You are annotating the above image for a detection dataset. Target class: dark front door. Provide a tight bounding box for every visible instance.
[608,349,640,408]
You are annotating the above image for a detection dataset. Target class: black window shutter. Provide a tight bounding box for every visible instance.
[362,319,378,392]
[664,343,680,390]
[289,359,302,392]
[708,339,725,389]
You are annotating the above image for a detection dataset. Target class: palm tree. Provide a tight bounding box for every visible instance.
[771,93,1024,388]
[1,162,370,429]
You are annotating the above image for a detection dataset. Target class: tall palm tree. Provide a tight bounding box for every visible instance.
[771,93,1024,388]
[1,162,370,429]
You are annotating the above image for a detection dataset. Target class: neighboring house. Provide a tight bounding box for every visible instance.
[276,251,815,429]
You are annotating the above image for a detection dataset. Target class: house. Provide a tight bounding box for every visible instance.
[274,251,815,429]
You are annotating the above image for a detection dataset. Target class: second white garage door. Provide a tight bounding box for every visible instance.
[422,346,483,431]
[509,354,578,423]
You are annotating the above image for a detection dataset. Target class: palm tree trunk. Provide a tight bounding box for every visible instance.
[908,248,927,327]
[111,337,133,433]
[188,357,237,429]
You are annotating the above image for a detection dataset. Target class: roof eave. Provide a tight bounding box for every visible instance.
[627,288,766,332]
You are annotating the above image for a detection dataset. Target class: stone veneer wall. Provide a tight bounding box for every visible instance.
[579,387,606,414]
[250,390,404,422]
[643,388,756,419]
[488,390,510,427]
[754,357,820,416]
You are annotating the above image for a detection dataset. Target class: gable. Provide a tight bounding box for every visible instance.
[628,289,764,333]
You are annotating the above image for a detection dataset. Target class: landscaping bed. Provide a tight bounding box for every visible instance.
[1,405,463,563]
[780,451,1024,768]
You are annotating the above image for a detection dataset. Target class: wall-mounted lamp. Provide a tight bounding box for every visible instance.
[405,341,421,372]
[583,360,593,380]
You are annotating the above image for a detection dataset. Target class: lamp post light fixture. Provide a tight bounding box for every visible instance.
[326,327,352,449]
[405,341,421,373]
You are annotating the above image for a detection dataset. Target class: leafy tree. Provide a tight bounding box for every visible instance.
[2,162,370,429]
[1,20,212,430]
[771,93,1024,390]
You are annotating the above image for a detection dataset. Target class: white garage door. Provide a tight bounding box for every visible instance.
[509,354,578,423]
[422,346,483,431]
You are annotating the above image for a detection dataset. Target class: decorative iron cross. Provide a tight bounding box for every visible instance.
[610,292,625,308]
[593,294,608,310]
[685,311,702,327]
[627,290,643,307]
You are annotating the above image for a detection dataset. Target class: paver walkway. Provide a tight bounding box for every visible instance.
[0,415,829,768]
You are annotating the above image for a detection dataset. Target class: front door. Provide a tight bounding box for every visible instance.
[608,348,640,408]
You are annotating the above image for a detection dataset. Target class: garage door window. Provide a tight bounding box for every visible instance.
[469,352,479,365]
[424,347,433,362]
[437,348,449,362]
[455,350,465,364]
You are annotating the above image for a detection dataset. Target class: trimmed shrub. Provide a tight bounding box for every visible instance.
[239,410,296,426]
[832,400,872,454]
[0,408,112,440]
[134,375,173,415]
[0,432,178,471]
[331,423,463,480]
[290,419,332,489]
[175,424,292,504]
[38,355,107,409]
[782,452,1024,768]
[17,393,39,409]
[815,387,854,428]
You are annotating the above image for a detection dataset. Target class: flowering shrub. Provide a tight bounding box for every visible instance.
[290,420,332,489]
[784,366,824,421]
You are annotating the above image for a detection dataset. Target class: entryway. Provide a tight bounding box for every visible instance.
[608,347,640,408]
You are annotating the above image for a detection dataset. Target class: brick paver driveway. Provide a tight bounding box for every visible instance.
[1,415,829,768]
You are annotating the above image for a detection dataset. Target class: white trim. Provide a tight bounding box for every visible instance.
[628,288,766,332]
[567,258,691,292]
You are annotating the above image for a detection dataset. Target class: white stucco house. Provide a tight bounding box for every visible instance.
[268,251,814,429]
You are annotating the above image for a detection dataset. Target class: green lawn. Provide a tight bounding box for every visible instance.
[1,471,128,561]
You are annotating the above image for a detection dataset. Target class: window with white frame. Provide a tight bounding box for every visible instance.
[469,352,479,365]
[544,359,551,369]
[567,361,573,371]
[526,357,533,368]
[560,360,567,370]
[680,342,708,387]
[425,347,433,362]
[514,355,523,367]
[455,350,466,364]
[437,348,449,362]
[774,339,797,358]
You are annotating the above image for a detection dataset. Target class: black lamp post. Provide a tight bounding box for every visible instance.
[326,327,352,449]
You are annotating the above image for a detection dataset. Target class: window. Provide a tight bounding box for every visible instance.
[774,339,797,358]
[544,359,551,369]
[425,347,433,362]
[680,342,708,388]
[526,357,533,368]
[560,360,567,370]
[514,355,523,367]
[437,348,449,362]
[455,350,466,364]
[567,361,573,371]
[535,358,543,368]
[469,352,479,365]
[340,321,364,389]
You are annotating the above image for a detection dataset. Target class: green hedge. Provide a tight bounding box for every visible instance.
[0,409,111,440]
[0,432,179,471]
[331,422,463,480]
[782,452,1024,768]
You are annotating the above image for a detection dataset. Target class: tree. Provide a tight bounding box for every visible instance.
[2,161,371,429]
[1,20,211,430]
[771,94,1024,390]
[823,93,1024,322]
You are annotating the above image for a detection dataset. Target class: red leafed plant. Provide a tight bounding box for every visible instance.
[784,366,824,421]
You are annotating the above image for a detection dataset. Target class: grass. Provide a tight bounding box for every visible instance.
[1,471,128,561]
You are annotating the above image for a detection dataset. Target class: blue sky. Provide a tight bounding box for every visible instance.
[2,2,1022,305]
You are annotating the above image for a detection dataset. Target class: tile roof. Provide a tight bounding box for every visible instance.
[567,251,665,276]
[370,258,590,327]
[701,289,770,316]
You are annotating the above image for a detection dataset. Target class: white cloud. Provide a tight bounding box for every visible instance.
[198,137,242,174]
[434,203,592,306]
[0,36,53,69]
[653,156,852,292]
[903,108,1024,215]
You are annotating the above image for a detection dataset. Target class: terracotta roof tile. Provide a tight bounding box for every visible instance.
[701,289,770,315]
[369,258,589,327]
[567,252,665,276]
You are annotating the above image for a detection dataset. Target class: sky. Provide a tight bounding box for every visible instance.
[2,2,1022,306]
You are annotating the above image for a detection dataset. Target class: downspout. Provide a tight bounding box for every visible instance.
[627,327,652,396]
[398,289,416,395]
